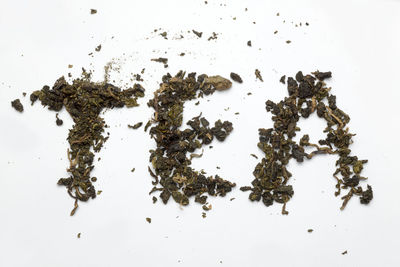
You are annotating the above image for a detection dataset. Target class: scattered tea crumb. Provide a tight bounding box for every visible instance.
[216,166,220,169]
[342,250,348,255]
[146,217,152,223]
[202,204,212,211]
[276,12,280,16]
[160,32,167,39]
[230,198,235,201]
[141,68,145,74]
[97,190,102,195]
[250,154,258,159]
[274,30,278,34]
[22,92,27,97]
[286,40,291,44]
[192,30,203,38]
[280,75,286,84]
[208,32,218,41]
[77,233,81,238]
[56,113,63,126]
[247,40,252,47]
[90,9,97,14]
[230,72,243,83]
[204,1,208,4]
[11,99,23,112]
[152,196,157,203]
[235,112,239,115]
[247,92,252,95]
[195,101,200,105]
[306,22,309,26]
[128,122,143,129]
[131,168,135,173]
[179,52,185,56]
[95,44,102,52]
[255,69,263,82]
[307,229,313,233]
[68,64,73,68]
[151,57,168,68]
[202,212,206,218]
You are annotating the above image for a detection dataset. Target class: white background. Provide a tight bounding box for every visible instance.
[1,0,400,266]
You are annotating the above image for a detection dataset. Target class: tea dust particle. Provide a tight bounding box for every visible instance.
[307,229,313,233]
[95,44,102,52]
[146,217,152,223]
[77,233,81,238]
[90,9,97,14]
[342,250,348,255]
[286,40,291,44]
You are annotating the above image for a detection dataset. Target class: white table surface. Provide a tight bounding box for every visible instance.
[1,0,399,266]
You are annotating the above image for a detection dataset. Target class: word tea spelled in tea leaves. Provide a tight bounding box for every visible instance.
[30,73,144,215]
[241,71,373,214]
[147,71,236,207]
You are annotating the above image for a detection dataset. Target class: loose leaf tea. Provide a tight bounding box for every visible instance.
[147,71,236,207]
[241,71,372,214]
[30,72,144,215]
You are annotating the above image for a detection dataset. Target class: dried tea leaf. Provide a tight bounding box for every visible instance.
[255,69,263,82]
[151,57,168,68]
[230,72,243,83]
[204,75,232,91]
[128,122,143,129]
[55,113,63,126]
[192,30,203,38]
[11,99,23,112]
